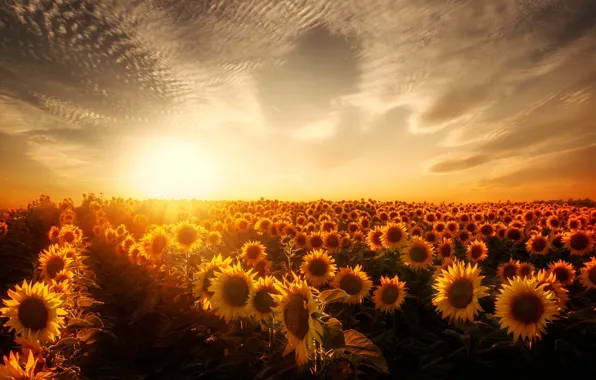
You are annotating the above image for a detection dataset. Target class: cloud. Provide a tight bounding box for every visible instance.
[427,154,493,174]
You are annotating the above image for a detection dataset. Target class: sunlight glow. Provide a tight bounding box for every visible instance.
[124,137,218,199]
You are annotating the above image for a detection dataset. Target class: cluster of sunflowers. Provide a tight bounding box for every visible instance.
[79,196,596,371]
[0,199,102,379]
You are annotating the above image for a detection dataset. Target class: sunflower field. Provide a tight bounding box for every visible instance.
[1,195,596,379]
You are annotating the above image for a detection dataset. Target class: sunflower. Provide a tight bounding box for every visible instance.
[533,269,569,308]
[294,232,308,249]
[372,276,407,313]
[367,227,385,251]
[253,259,273,278]
[48,226,60,242]
[548,260,576,286]
[38,245,73,283]
[58,225,82,246]
[141,227,171,260]
[307,233,325,250]
[494,277,558,342]
[505,226,524,244]
[323,231,342,253]
[172,221,202,252]
[193,254,233,310]
[563,230,593,256]
[240,240,267,266]
[206,231,222,246]
[517,262,535,279]
[466,240,489,263]
[300,249,337,287]
[247,276,278,321]
[478,223,495,238]
[456,230,471,245]
[0,351,38,379]
[497,259,520,283]
[433,261,489,323]
[272,274,323,367]
[235,218,251,233]
[381,222,408,249]
[578,257,596,289]
[437,238,455,260]
[208,263,255,322]
[401,237,435,271]
[14,335,43,363]
[526,234,551,255]
[0,280,67,342]
[332,265,373,304]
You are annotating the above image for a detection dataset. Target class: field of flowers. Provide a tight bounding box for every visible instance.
[1,195,596,379]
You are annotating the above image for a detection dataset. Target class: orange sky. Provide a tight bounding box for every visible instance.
[1,1,596,209]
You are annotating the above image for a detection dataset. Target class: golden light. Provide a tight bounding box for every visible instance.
[122,137,218,199]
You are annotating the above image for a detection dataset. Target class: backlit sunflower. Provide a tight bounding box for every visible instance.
[0,351,38,380]
[526,234,551,255]
[294,232,308,249]
[578,257,596,289]
[505,226,524,244]
[208,263,255,323]
[548,260,576,286]
[563,230,593,256]
[494,277,558,342]
[141,227,171,260]
[272,274,323,367]
[372,276,407,313]
[173,221,202,252]
[381,222,408,249]
[437,238,455,260]
[433,261,488,323]
[235,218,251,233]
[367,227,384,251]
[253,259,273,278]
[323,231,342,253]
[241,240,267,266]
[533,269,569,309]
[456,230,471,245]
[465,240,488,263]
[0,280,66,342]
[478,223,495,239]
[517,262,535,279]
[401,237,435,271]
[300,249,337,287]
[38,245,73,283]
[247,276,278,321]
[307,233,325,250]
[332,265,373,304]
[497,259,520,283]
[58,225,82,246]
[193,254,233,310]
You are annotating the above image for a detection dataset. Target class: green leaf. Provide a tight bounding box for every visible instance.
[49,337,79,351]
[343,329,390,374]
[67,318,95,330]
[318,289,349,306]
[322,318,345,349]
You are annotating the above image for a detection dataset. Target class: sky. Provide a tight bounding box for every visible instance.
[1,0,596,207]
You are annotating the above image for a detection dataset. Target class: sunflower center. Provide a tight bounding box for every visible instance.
[510,292,544,324]
[381,285,399,305]
[549,219,560,228]
[531,238,547,252]
[569,233,589,250]
[17,297,49,331]
[439,244,452,259]
[371,231,383,246]
[409,245,429,263]
[222,276,250,307]
[177,227,198,246]
[470,245,483,260]
[552,267,569,283]
[308,258,329,277]
[310,236,323,248]
[339,273,363,295]
[326,235,340,248]
[151,235,168,254]
[46,256,65,279]
[459,231,469,241]
[253,288,275,314]
[480,225,493,235]
[569,220,579,229]
[63,232,75,243]
[552,236,564,249]
[386,227,403,243]
[587,267,596,285]
[283,294,310,340]
[519,265,532,277]
[245,245,262,260]
[447,279,474,309]
[503,264,518,280]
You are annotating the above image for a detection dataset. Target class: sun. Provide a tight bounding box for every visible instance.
[123,137,218,199]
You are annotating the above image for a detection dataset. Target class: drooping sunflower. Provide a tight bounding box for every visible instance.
[372,276,407,313]
[401,237,435,271]
[240,240,267,266]
[0,280,67,342]
[466,240,489,263]
[526,234,551,255]
[247,276,278,321]
[381,222,408,249]
[300,249,337,287]
[579,257,596,289]
[331,265,373,304]
[208,263,255,323]
[433,261,489,323]
[494,277,558,342]
[436,238,455,260]
[548,260,576,286]
[38,245,73,283]
[563,230,593,256]
[367,227,385,251]
[497,259,520,283]
[193,254,233,310]
[272,274,323,367]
